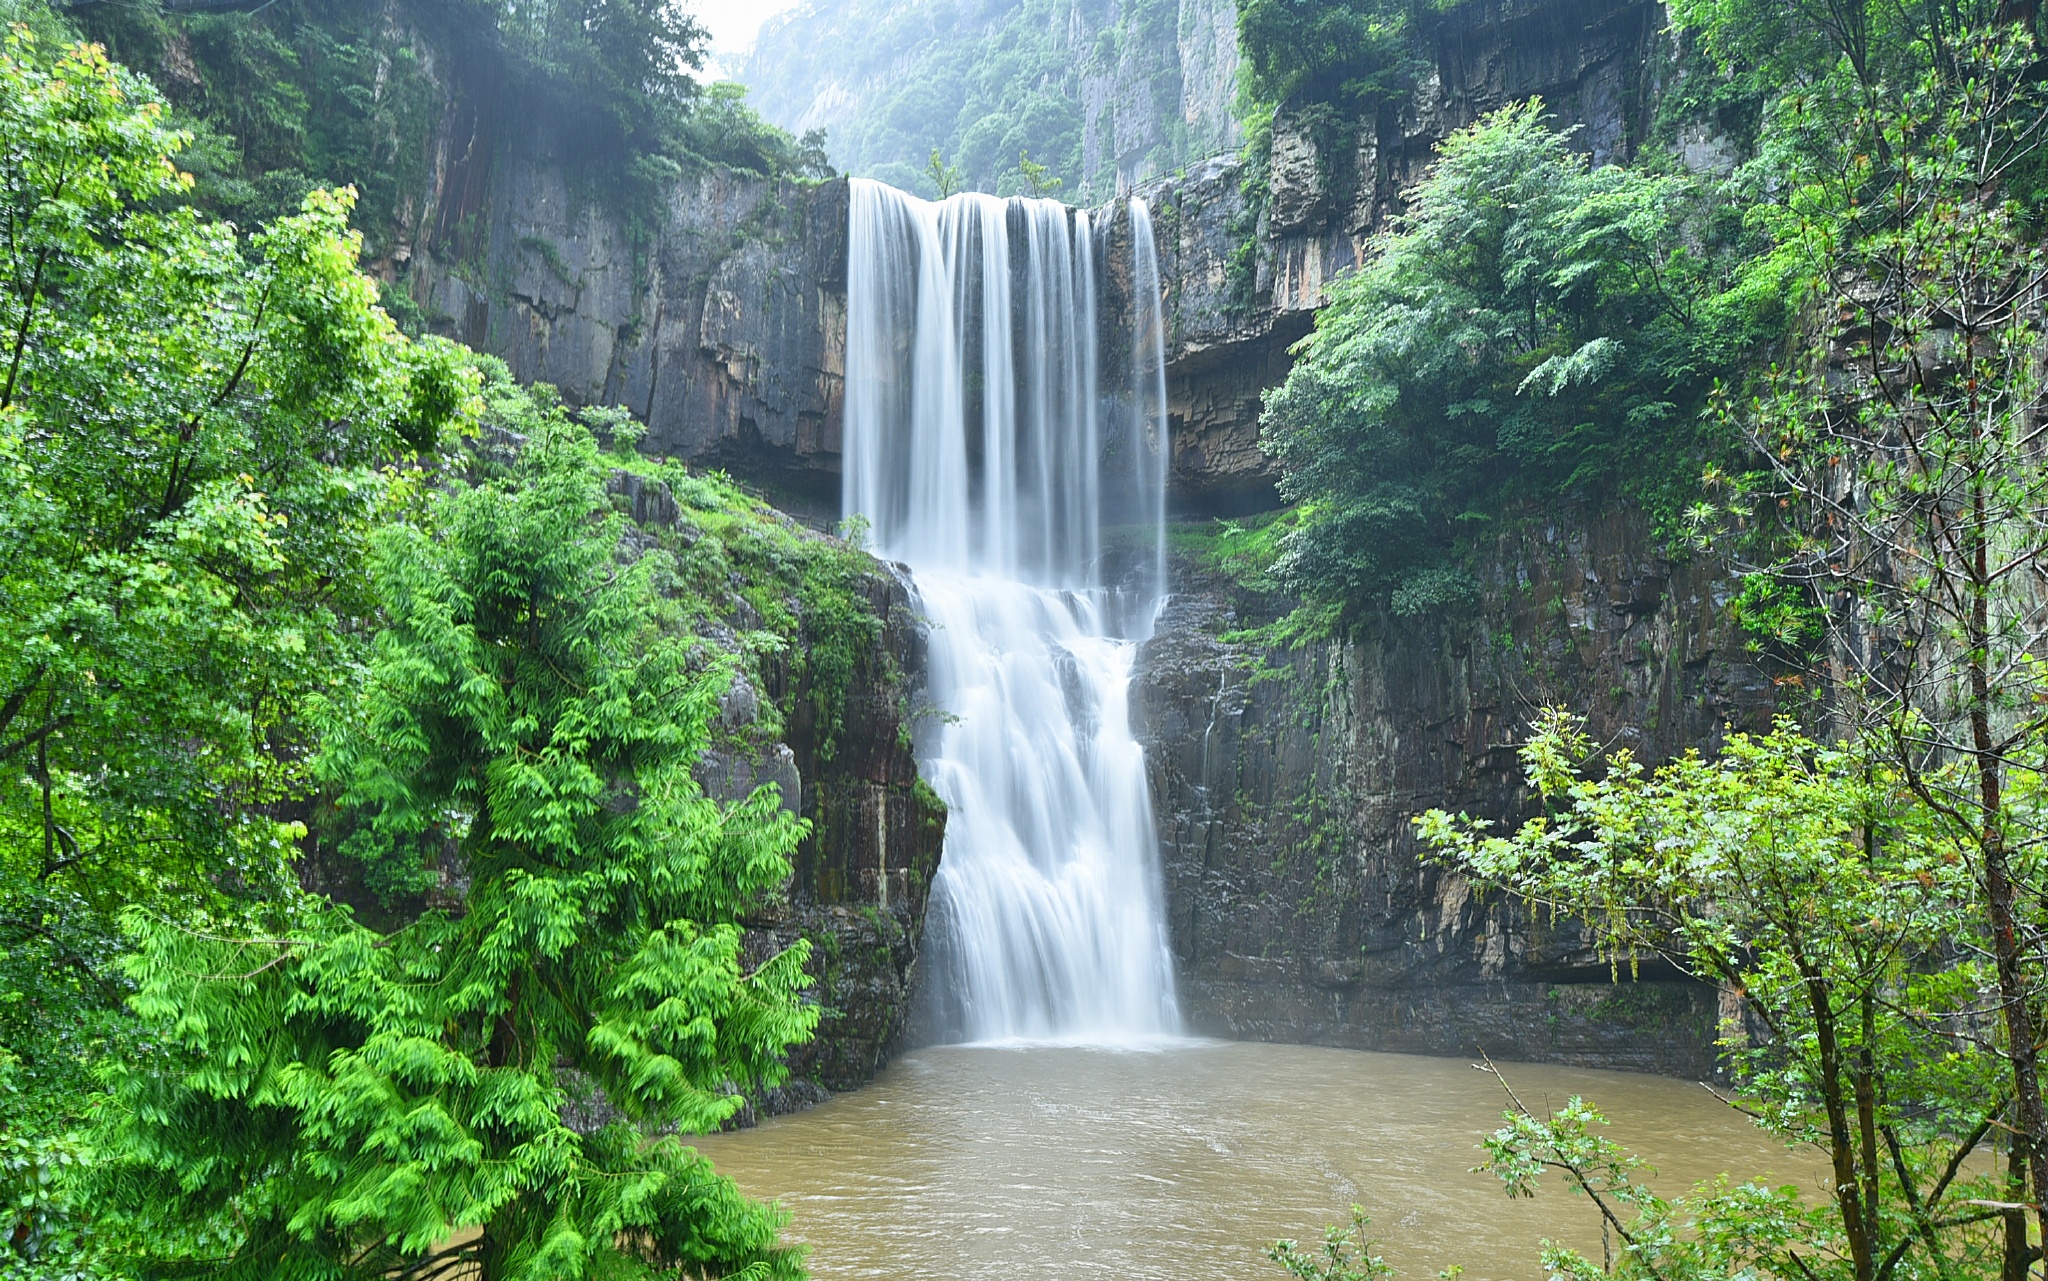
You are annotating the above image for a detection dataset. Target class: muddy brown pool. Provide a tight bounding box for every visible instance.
[691,1040,1818,1280]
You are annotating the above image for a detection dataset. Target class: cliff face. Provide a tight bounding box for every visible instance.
[390,0,1678,521]
[390,109,852,510]
[1131,510,1772,1074]
[1100,0,1777,1072]
[734,562,948,1112]
[1126,0,1672,512]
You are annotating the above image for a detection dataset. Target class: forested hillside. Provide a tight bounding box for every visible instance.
[742,0,1240,199]
[0,1,876,1275]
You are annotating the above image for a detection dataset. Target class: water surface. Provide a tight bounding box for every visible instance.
[695,1041,1815,1281]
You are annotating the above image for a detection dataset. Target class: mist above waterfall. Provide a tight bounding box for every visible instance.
[843,179,1179,1044]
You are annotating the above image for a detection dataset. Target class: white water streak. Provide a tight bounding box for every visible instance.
[844,179,1179,1044]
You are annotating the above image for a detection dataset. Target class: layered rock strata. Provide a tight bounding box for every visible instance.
[1133,511,1774,1076]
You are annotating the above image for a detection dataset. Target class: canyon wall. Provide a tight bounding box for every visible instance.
[383,0,1765,1079]
[389,110,852,512]
[1099,0,1769,1071]
[1133,517,1770,1076]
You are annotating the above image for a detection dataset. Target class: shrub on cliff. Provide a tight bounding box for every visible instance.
[1258,100,1777,620]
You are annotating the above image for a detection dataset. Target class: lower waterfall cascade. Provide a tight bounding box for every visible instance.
[842,177,1180,1044]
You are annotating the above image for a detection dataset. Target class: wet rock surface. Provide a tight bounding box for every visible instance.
[1134,509,1775,1076]
[686,550,945,1113]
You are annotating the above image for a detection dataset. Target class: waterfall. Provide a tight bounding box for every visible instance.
[844,179,1180,1044]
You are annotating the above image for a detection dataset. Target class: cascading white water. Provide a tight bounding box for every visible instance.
[844,178,1180,1044]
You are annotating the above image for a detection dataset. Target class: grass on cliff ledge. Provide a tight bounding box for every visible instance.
[588,413,883,762]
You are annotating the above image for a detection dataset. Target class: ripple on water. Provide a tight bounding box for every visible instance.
[691,1040,1821,1281]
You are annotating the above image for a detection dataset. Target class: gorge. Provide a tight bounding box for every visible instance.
[680,167,1786,1278]
[365,0,1758,1095]
[17,0,2047,1273]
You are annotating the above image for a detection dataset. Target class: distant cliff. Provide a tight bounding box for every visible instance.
[740,0,1242,200]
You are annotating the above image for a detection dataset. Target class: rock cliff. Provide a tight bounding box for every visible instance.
[733,559,948,1112]
[393,0,1680,522]
[1133,511,1771,1075]
[388,108,852,511]
[1099,0,1774,1070]
[1122,0,1672,512]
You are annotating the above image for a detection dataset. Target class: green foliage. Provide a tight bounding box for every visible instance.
[1685,12,2048,1255]
[1478,1093,1831,1281]
[1234,0,1424,117]
[0,30,842,1275]
[1267,1206,1395,1281]
[0,1051,97,1280]
[1728,573,1824,653]
[1017,149,1063,195]
[0,18,466,1089]
[925,148,965,199]
[1260,100,1777,619]
[647,466,885,764]
[92,421,816,1280]
[0,28,479,1273]
[674,82,836,182]
[1668,0,2048,215]
[1422,712,2018,1278]
[1169,506,1305,595]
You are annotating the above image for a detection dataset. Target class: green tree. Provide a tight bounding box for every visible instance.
[1235,0,1421,117]
[1421,712,2015,1279]
[0,27,474,1272]
[925,148,964,199]
[1677,5,2048,1261]
[0,19,467,1105]
[1267,1207,1396,1281]
[93,421,817,1279]
[1017,149,1062,196]
[1259,101,1773,619]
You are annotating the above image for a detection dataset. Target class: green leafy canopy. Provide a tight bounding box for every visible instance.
[94,422,817,1280]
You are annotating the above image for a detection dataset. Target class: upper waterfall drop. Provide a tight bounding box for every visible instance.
[843,178,1180,1044]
